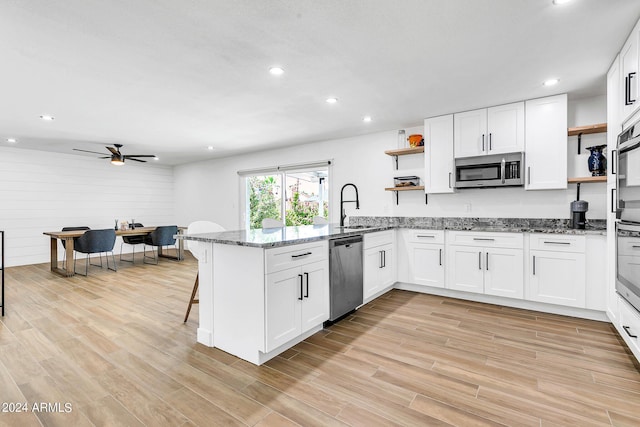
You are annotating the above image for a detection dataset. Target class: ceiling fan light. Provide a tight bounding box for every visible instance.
[111,155,124,165]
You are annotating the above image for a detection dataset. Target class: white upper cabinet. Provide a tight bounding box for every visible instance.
[621,20,640,123]
[454,109,487,158]
[524,94,568,190]
[424,114,454,194]
[454,102,524,158]
[486,102,525,154]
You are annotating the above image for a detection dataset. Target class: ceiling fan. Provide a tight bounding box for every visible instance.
[73,144,156,165]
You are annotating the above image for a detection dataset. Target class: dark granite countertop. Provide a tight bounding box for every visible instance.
[177,217,606,248]
[177,224,392,248]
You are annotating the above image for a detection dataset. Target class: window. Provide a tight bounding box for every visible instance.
[240,162,330,229]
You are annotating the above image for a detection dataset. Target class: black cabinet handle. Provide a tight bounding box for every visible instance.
[623,325,638,338]
[439,248,442,266]
[304,272,309,298]
[489,133,492,151]
[486,252,489,271]
[478,251,482,270]
[543,241,571,245]
[382,250,386,268]
[291,252,312,259]
[626,72,636,105]
[482,134,485,151]
[298,274,303,300]
[532,256,536,275]
[473,238,495,241]
[379,251,383,268]
[449,172,452,189]
[612,188,617,214]
[612,150,617,175]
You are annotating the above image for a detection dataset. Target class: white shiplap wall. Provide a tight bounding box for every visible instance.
[0,146,175,267]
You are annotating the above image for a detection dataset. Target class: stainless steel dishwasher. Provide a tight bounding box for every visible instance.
[328,235,363,321]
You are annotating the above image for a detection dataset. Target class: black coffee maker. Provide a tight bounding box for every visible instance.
[570,183,588,229]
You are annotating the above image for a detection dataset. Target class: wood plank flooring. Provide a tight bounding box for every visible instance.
[1,253,640,426]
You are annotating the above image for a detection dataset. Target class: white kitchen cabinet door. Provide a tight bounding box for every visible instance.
[528,250,586,308]
[300,260,329,333]
[524,94,568,190]
[407,243,444,288]
[484,248,524,299]
[424,115,454,193]
[608,54,622,138]
[265,268,302,352]
[454,109,487,158]
[487,102,525,155]
[447,245,484,293]
[621,22,640,122]
[363,247,384,300]
[364,244,394,300]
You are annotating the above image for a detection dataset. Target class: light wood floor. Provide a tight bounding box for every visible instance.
[1,253,640,426]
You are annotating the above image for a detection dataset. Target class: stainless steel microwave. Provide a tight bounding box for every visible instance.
[454,152,525,189]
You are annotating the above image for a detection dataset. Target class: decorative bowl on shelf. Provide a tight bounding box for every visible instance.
[408,134,423,147]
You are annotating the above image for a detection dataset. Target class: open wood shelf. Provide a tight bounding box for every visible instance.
[567,176,607,184]
[384,146,424,156]
[384,185,425,191]
[567,123,607,136]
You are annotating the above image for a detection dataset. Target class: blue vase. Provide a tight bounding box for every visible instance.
[587,145,607,177]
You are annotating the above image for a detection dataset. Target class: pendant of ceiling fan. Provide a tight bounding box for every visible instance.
[73,143,156,165]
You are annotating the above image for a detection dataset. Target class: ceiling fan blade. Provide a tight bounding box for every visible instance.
[124,155,156,158]
[73,148,107,155]
[106,146,119,155]
[126,158,147,163]
[99,156,110,159]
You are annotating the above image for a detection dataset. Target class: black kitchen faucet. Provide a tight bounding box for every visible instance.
[340,183,360,226]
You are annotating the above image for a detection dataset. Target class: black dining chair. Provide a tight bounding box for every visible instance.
[120,223,145,263]
[73,229,117,276]
[61,226,90,268]
[143,225,178,264]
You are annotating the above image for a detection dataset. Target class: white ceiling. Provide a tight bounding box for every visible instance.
[1,0,639,166]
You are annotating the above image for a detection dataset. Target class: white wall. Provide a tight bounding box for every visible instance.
[0,147,175,267]
[174,96,608,228]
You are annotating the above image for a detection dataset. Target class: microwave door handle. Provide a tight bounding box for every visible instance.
[501,158,506,184]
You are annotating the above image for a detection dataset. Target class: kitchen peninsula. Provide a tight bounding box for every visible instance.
[179,217,606,365]
[179,224,378,365]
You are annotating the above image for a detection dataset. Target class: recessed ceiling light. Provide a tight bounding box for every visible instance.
[6,138,17,143]
[543,78,559,86]
[363,116,372,122]
[326,97,338,104]
[39,115,55,121]
[153,156,159,161]
[207,146,215,151]
[552,0,572,5]
[269,67,284,76]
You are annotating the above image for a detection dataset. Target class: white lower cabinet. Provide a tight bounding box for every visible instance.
[363,231,395,302]
[617,296,640,361]
[446,231,524,299]
[399,229,445,288]
[484,247,525,299]
[447,245,485,293]
[265,253,328,353]
[527,234,586,308]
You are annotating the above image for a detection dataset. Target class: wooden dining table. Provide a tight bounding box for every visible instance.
[43,226,185,277]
